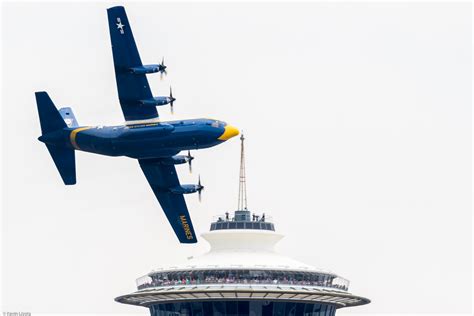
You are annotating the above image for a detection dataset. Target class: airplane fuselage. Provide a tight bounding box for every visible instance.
[39,118,237,159]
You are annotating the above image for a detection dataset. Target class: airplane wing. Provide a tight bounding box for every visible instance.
[107,6,158,122]
[138,159,197,243]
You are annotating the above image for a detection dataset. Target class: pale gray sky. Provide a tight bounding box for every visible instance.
[1,1,471,314]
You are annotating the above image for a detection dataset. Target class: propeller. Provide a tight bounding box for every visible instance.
[197,175,204,202]
[159,57,167,80]
[186,150,194,173]
[169,87,175,114]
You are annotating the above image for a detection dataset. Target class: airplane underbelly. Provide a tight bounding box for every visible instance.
[73,133,120,156]
[117,136,193,158]
[117,133,219,159]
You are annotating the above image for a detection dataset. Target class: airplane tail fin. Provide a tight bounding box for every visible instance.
[35,91,76,185]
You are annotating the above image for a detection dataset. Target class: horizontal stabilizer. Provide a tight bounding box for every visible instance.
[35,92,66,135]
[46,145,76,185]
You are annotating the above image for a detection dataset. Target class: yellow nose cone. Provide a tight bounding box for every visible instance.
[218,125,239,141]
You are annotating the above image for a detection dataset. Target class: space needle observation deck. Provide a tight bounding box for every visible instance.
[115,135,370,315]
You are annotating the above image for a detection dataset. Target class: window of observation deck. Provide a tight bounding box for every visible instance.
[210,221,275,231]
[210,213,275,231]
[137,269,349,292]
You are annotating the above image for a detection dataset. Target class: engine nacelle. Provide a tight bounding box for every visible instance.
[139,97,173,107]
[170,184,201,195]
[160,155,191,166]
[128,64,162,75]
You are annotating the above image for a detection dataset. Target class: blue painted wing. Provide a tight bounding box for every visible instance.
[107,6,158,121]
[139,159,197,243]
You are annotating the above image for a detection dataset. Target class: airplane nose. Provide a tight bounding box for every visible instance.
[218,125,239,141]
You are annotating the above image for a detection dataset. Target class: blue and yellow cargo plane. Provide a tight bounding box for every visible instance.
[35,6,239,243]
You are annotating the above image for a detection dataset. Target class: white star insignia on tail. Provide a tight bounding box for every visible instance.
[116,19,125,34]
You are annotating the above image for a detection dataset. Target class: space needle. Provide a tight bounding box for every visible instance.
[115,135,370,315]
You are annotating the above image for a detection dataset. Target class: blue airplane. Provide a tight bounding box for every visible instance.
[35,6,239,243]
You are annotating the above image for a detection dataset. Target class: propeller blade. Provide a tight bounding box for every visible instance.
[187,150,193,173]
[197,175,203,202]
[169,86,174,114]
[160,69,168,80]
[159,57,166,80]
[170,86,176,114]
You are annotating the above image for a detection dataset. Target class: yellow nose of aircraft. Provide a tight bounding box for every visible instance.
[218,125,240,141]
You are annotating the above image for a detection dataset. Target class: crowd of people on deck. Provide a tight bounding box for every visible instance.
[137,270,348,291]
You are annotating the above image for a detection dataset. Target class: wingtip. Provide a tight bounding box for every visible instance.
[180,239,198,244]
[107,5,125,12]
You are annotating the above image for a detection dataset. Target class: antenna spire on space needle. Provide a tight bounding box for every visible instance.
[237,133,248,211]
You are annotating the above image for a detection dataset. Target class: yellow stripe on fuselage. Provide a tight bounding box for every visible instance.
[70,127,92,150]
